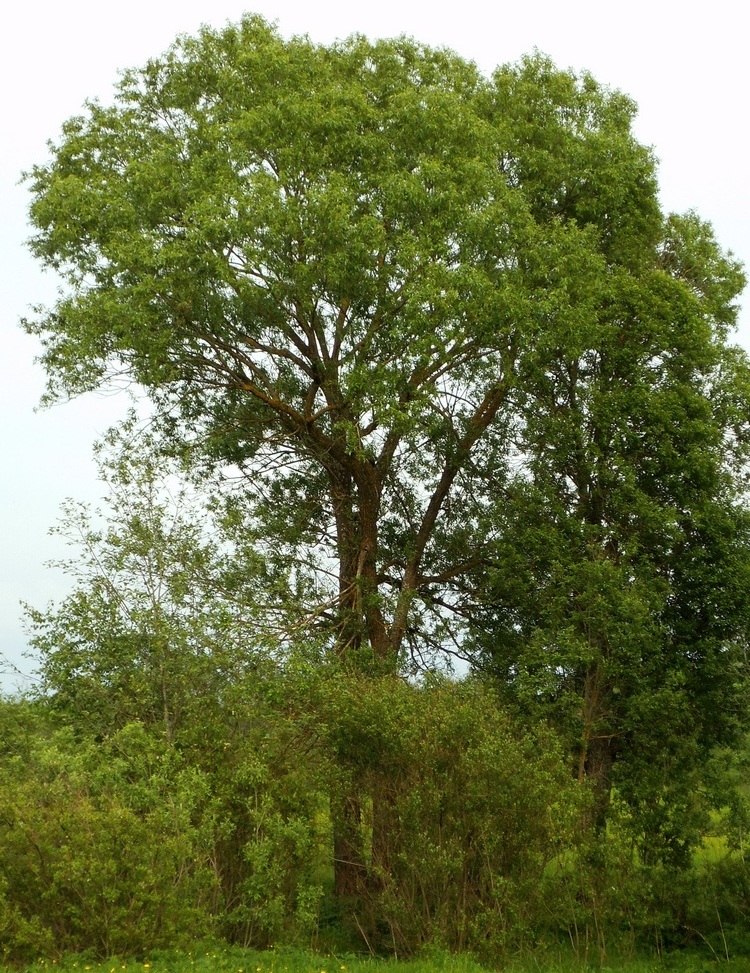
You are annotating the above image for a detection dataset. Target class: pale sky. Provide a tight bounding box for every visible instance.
[2,0,749,690]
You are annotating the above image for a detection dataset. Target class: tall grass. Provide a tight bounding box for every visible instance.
[7,947,490,973]
[9,946,750,973]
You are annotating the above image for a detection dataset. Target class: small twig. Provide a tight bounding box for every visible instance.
[353,913,374,956]
[685,925,721,962]
[717,908,730,961]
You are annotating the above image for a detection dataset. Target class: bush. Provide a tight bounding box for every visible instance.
[0,717,217,962]
[204,699,329,948]
[312,671,585,958]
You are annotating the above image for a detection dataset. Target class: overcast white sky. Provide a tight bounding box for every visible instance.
[2,0,749,690]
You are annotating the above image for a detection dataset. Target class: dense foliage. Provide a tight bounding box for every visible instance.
[2,443,749,965]
[11,14,750,966]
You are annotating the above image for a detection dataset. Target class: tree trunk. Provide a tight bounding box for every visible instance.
[577,663,617,831]
[328,460,388,902]
[582,733,615,831]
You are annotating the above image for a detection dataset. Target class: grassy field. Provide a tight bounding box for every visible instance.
[9,946,750,973]
[5,949,486,973]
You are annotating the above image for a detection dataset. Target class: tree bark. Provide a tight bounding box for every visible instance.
[582,733,616,831]
[577,663,617,831]
[328,459,389,902]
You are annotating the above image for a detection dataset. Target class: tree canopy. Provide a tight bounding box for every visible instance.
[25,16,696,661]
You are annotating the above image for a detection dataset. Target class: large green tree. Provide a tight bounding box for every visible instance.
[24,16,749,884]
[24,20,660,667]
[470,211,750,841]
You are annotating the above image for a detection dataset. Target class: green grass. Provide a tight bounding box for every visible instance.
[9,947,750,973]
[4,947,491,973]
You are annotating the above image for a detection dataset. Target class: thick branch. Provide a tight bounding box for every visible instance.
[388,376,514,653]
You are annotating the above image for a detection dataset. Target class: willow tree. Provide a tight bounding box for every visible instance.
[24,17,746,889]
[468,209,750,840]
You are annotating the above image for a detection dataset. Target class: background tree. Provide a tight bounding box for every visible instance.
[470,211,750,844]
[25,423,289,744]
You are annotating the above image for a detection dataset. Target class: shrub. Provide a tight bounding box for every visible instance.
[0,718,216,962]
[312,671,584,958]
